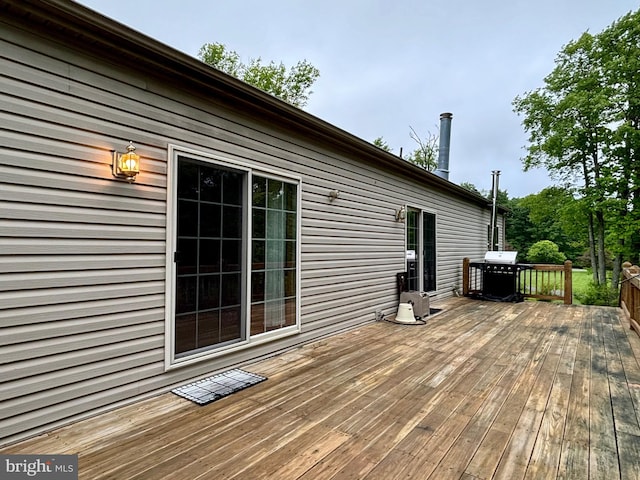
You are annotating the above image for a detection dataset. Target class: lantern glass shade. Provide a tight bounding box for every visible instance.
[112,141,140,181]
[120,151,140,175]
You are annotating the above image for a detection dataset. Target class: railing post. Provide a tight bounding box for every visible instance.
[564,260,572,305]
[463,257,470,296]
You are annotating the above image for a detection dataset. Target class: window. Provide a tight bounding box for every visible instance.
[167,149,300,364]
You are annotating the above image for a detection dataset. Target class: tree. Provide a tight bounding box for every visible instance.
[519,187,585,261]
[372,137,393,152]
[505,201,536,256]
[527,240,566,264]
[405,126,438,171]
[373,127,439,170]
[513,32,609,284]
[198,42,320,108]
[596,11,640,283]
[506,188,587,265]
[513,9,640,288]
[461,182,510,207]
[459,182,482,196]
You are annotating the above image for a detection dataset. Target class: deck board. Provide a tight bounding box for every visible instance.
[3,298,640,480]
[556,306,590,480]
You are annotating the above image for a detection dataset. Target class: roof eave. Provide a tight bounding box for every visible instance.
[2,0,502,212]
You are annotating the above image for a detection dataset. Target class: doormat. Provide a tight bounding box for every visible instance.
[172,369,267,406]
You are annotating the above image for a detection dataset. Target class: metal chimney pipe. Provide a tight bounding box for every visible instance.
[435,112,452,180]
[490,170,501,251]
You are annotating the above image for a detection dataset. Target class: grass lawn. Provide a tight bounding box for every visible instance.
[519,268,617,306]
[572,269,592,305]
[571,268,619,305]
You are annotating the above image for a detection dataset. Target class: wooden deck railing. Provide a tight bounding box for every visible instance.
[463,258,573,304]
[620,262,640,337]
[520,261,573,305]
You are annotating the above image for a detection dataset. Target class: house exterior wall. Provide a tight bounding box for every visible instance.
[0,9,499,446]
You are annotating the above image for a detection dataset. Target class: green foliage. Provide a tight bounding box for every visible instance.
[574,281,619,306]
[198,42,320,108]
[512,9,640,285]
[506,201,537,258]
[374,127,439,170]
[459,182,482,195]
[508,187,586,264]
[458,182,510,205]
[527,240,566,264]
[198,42,242,77]
[405,126,438,171]
[571,269,592,297]
[538,278,563,296]
[372,137,392,152]
[571,269,619,306]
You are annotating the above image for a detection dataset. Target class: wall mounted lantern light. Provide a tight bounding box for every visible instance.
[395,206,406,222]
[112,141,140,182]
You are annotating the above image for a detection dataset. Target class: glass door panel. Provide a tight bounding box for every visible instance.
[250,176,297,335]
[406,208,420,291]
[423,212,436,291]
[406,209,436,292]
[174,157,245,356]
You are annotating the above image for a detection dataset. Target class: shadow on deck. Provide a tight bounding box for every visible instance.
[3,298,640,479]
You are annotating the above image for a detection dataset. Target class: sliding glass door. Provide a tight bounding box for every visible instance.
[170,152,300,361]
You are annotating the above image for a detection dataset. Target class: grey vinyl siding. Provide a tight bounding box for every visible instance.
[0,11,501,446]
[1,21,168,443]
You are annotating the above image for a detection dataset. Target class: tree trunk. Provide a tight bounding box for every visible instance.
[595,209,607,286]
[612,251,622,291]
[586,211,599,283]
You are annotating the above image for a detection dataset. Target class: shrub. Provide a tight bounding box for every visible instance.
[527,240,566,264]
[537,278,562,296]
[575,249,614,269]
[575,282,619,306]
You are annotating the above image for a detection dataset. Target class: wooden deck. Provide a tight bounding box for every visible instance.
[3,298,640,479]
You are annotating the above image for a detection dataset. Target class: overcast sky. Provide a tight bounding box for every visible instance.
[78,0,638,198]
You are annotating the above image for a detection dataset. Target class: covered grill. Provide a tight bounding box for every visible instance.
[468,252,531,302]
